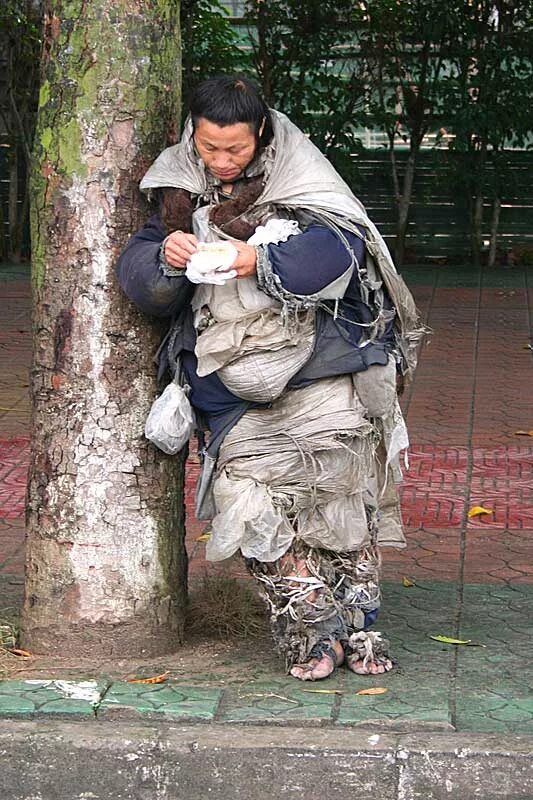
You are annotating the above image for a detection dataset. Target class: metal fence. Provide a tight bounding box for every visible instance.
[354,149,533,261]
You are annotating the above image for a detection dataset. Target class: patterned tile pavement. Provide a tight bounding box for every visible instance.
[0,678,107,717]
[0,261,532,733]
[99,683,223,721]
[2,582,530,731]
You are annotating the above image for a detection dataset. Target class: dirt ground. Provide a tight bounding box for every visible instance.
[0,573,281,686]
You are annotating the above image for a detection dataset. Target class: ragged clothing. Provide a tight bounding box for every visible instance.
[208,373,405,563]
[115,215,398,458]
[139,109,425,382]
[246,540,391,670]
[116,106,423,672]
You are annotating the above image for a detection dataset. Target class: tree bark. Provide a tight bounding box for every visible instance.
[21,0,187,657]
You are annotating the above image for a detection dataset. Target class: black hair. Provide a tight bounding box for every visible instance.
[189,76,274,148]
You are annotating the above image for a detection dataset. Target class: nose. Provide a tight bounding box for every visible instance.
[213,163,231,174]
[212,155,232,171]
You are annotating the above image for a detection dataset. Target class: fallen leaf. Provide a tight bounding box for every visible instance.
[302,688,342,694]
[430,635,471,645]
[127,671,170,685]
[514,430,533,437]
[9,648,33,658]
[402,578,432,591]
[195,532,211,542]
[467,506,493,519]
[356,687,388,696]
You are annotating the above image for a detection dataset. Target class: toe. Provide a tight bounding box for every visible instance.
[290,659,321,681]
[290,664,311,681]
[310,654,335,680]
[291,654,336,681]
[290,666,302,679]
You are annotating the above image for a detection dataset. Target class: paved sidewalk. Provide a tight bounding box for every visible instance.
[0,262,532,742]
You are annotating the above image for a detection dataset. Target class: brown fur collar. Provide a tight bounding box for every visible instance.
[159,175,264,241]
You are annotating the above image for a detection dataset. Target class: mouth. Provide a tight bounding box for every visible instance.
[213,169,239,179]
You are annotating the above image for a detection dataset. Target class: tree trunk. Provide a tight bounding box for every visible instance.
[487,196,501,268]
[0,191,6,261]
[8,147,21,263]
[388,132,401,205]
[8,146,31,263]
[180,0,195,113]
[11,159,30,261]
[471,194,484,266]
[394,145,417,268]
[255,1,273,105]
[21,0,187,657]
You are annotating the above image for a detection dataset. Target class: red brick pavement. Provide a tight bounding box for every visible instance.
[1,265,532,586]
[0,438,29,520]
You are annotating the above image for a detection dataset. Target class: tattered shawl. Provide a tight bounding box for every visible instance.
[140,110,423,379]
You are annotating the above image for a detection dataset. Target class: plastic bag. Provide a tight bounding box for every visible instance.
[208,471,294,562]
[144,379,195,455]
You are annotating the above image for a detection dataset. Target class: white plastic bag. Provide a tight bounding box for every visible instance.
[208,471,294,563]
[144,379,195,455]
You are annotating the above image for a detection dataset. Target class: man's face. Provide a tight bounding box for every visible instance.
[193,118,257,183]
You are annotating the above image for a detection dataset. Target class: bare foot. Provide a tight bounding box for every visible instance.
[345,630,394,675]
[290,640,344,681]
[346,655,393,675]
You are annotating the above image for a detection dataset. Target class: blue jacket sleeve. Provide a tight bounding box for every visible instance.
[115,214,193,318]
[265,224,365,295]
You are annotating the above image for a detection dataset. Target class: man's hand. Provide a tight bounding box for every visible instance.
[230,241,257,279]
[164,231,199,269]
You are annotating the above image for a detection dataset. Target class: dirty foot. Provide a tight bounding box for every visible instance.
[345,630,393,675]
[290,640,344,681]
[346,655,393,675]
